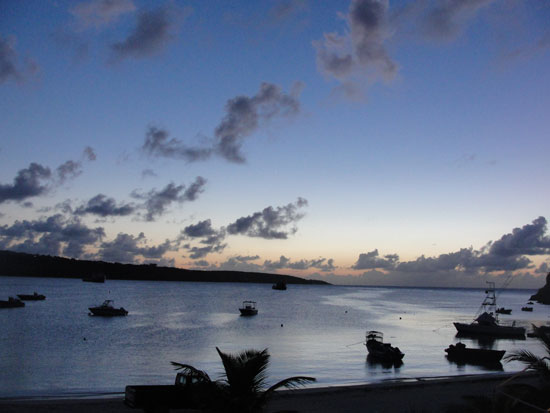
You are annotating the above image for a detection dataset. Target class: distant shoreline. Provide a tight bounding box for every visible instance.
[0,250,329,286]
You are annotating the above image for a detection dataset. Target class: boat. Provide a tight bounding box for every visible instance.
[0,297,25,308]
[453,282,525,338]
[272,281,287,290]
[239,301,258,316]
[17,292,46,301]
[83,273,105,283]
[445,342,505,364]
[521,306,533,312]
[89,300,128,316]
[495,307,511,315]
[365,331,404,363]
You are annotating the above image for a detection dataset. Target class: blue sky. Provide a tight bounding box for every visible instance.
[1,0,550,288]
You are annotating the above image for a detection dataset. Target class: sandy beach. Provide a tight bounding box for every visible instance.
[0,372,539,413]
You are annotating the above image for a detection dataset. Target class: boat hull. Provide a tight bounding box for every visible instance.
[366,341,404,363]
[239,309,258,316]
[0,299,25,308]
[89,307,128,316]
[454,322,525,338]
[445,345,505,364]
[17,294,45,301]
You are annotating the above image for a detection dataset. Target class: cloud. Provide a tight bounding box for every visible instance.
[263,255,336,272]
[142,82,301,164]
[97,232,173,263]
[314,0,396,98]
[131,177,207,221]
[352,249,399,269]
[70,0,136,30]
[0,36,38,85]
[75,194,135,217]
[420,0,494,40]
[0,163,52,204]
[227,197,308,239]
[56,160,83,184]
[179,219,227,259]
[268,0,307,22]
[0,214,105,258]
[110,4,189,60]
[83,146,97,161]
[141,126,213,162]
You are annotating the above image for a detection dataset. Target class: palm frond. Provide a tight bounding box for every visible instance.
[170,362,211,382]
[504,350,550,376]
[532,325,550,355]
[216,347,270,394]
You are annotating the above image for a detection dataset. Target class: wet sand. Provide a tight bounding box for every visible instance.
[0,372,537,413]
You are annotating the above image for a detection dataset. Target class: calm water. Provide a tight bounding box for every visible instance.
[0,276,547,398]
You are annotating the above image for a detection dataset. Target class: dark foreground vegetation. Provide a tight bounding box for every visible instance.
[0,250,329,285]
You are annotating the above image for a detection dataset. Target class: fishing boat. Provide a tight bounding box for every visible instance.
[239,301,258,316]
[272,281,287,290]
[0,297,25,308]
[365,331,404,363]
[17,292,46,301]
[495,307,511,315]
[89,300,128,316]
[453,282,525,338]
[445,342,505,364]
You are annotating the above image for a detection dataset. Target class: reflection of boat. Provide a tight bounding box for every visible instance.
[239,301,258,316]
[272,281,287,290]
[521,306,533,312]
[365,331,404,363]
[89,300,128,316]
[453,282,525,338]
[0,297,25,308]
[83,273,105,283]
[445,342,505,364]
[496,307,511,315]
[17,292,46,301]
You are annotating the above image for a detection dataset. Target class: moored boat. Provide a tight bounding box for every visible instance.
[365,331,404,363]
[495,307,511,315]
[521,306,533,312]
[272,281,287,290]
[17,292,46,301]
[453,282,525,338]
[0,297,25,308]
[239,301,258,316]
[89,300,128,316]
[445,342,505,364]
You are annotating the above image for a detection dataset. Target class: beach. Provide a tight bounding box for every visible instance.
[0,372,539,412]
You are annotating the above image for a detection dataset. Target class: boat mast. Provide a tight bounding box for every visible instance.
[482,281,497,321]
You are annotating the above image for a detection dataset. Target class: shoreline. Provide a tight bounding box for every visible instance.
[0,371,538,412]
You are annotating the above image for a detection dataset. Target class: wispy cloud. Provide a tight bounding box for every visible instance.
[70,0,136,30]
[0,36,38,85]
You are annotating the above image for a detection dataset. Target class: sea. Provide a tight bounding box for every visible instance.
[0,276,548,399]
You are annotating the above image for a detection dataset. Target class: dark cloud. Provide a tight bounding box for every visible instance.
[421,0,494,40]
[185,243,227,259]
[110,4,189,60]
[263,255,335,272]
[56,160,83,183]
[75,194,135,217]
[314,0,396,97]
[0,36,22,84]
[97,232,173,263]
[214,82,301,163]
[179,219,227,259]
[132,177,206,221]
[70,0,136,30]
[141,126,213,162]
[0,214,105,258]
[226,198,307,239]
[0,163,52,204]
[352,249,399,270]
[487,216,550,258]
[142,168,157,179]
[182,219,217,238]
[83,146,97,161]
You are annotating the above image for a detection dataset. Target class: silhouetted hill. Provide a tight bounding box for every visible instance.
[0,250,329,285]
[530,272,550,304]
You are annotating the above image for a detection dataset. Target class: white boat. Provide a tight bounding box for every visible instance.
[453,282,525,338]
[239,301,258,316]
[89,300,128,316]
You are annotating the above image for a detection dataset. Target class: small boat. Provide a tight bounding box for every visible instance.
[365,331,404,363]
[83,273,105,283]
[89,300,128,316]
[527,301,534,305]
[239,301,258,316]
[453,282,525,338]
[445,342,505,364]
[521,306,533,312]
[17,292,46,301]
[0,297,25,308]
[272,281,287,290]
[495,307,511,315]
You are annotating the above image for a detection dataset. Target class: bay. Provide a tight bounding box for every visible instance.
[0,276,547,398]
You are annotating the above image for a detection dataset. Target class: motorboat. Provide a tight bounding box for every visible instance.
[445,342,505,364]
[0,297,25,308]
[17,292,46,301]
[272,281,287,290]
[453,282,525,338]
[239,301,258,316]
[89,300,128,316]
[521,306,533,312]
[495,307,511,315]
[365,331,404,363]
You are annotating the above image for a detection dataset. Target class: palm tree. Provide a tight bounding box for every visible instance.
[172,347,316,412]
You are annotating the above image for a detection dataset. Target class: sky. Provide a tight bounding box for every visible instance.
[1,0,550,288]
